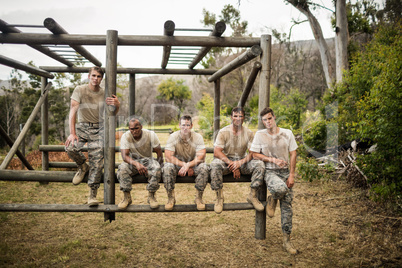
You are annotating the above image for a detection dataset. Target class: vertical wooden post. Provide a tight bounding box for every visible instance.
[104,29,118,222]
[255,34,271,240]
[213,78,220,141]
[41,77,49,174]
[129,73,135,117]
[258,35,271,129]
[19,124,25,169]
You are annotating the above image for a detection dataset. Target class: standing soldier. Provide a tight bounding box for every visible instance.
[116,117,163,210]
[250,107,298,254]
[210,107,265,214]
[162,115,209,211]
[65,66,120,206]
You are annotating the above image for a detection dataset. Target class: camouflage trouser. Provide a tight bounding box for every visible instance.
[264,169,294,234]
[162,162,210,192]
[116,158,161,193]
[210,158,265,191]
[66,124,104,190]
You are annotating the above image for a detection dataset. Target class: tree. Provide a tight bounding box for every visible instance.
[284,0,336,88]
[157,77,192,121]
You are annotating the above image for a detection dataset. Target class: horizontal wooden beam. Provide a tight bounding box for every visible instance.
[0,170,251,183]
[0,202,263,213]
[39,145,214,153]
[0,33,260,47]
[0,55,54,78]
[39,66,217,75]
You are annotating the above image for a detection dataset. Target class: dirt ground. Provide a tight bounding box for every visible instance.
[0,175,401,267]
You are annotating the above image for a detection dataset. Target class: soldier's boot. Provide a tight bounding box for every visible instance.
[283,233,298,255]
[118,191,132,210]
[72,162,89,185]
[247,188,264,212]
[147,191,159,209]
[266,195,278,218]
[165,189,175,211]
[214,189,224,214]
[88,188,99,207]
[195,190,206,211]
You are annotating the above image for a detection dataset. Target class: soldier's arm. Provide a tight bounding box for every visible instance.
[153,145,164,166]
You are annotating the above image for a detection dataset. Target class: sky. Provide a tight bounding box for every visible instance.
[0,0,383,80]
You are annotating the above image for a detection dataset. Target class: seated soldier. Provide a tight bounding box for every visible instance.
[162,115,209,211]
[116,117,163,210]
[210,107,265,214]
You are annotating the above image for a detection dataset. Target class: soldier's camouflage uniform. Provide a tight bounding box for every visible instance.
[265,169,293,234]
[163,162,209,192]
[117,158,161,193]
[210,158,265,190]
[66,123,104,190]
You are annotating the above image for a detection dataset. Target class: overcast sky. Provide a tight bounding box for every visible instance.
[0,0,383,80]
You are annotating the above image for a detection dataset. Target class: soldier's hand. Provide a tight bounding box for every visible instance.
[228,160,241,172]
[233,169,241,179]
[274,158,288,168]
[135,162,148,176]
[187,168,195,177]
[178,164,189,177]
[65,134,78,147]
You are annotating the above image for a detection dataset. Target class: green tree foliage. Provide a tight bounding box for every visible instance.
[324,22,401,205]
[201,4,249,68]
[196,93,229,139]
[249,86,308,130]
[157,78,192,121]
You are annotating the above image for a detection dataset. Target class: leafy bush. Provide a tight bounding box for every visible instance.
[323,22,402,206]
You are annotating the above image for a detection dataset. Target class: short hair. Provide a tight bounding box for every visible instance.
[260,107,275,118]
[128,116,144,126]
[179,115,192,124]
[231,107,245,116]
[89,66,104,77]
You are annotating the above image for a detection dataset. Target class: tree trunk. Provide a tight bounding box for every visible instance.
[286,1,335,89]
[335,0,349,82]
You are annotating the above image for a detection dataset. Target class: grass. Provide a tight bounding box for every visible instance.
[0,178,401,267]
[1,132,401,267]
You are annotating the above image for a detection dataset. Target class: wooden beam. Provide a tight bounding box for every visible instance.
[0,55,54,79]
[43,18,102,66]
[238,61,262,108]
[208,45,262,82]
[0,125,34,170]
[39,145,215,154]
[161,20,175,69]
[104,29,118,222]
[0,83,52,170]
[0,202,264,213]
[0,19,74,67]
[40,66,217,75]
[213,78,220,141]
[0,33,260,47]
[0,170,252,183]
[129,73,135,117]
[41,77,49,175]
[188,21,226,69]
[257,35,271,129]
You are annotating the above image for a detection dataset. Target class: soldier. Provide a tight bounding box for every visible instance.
[250,107,298,254]
[65,66,120,206]
[116,117,163,210]
[210,107,265,214]
[162,115,209,211]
